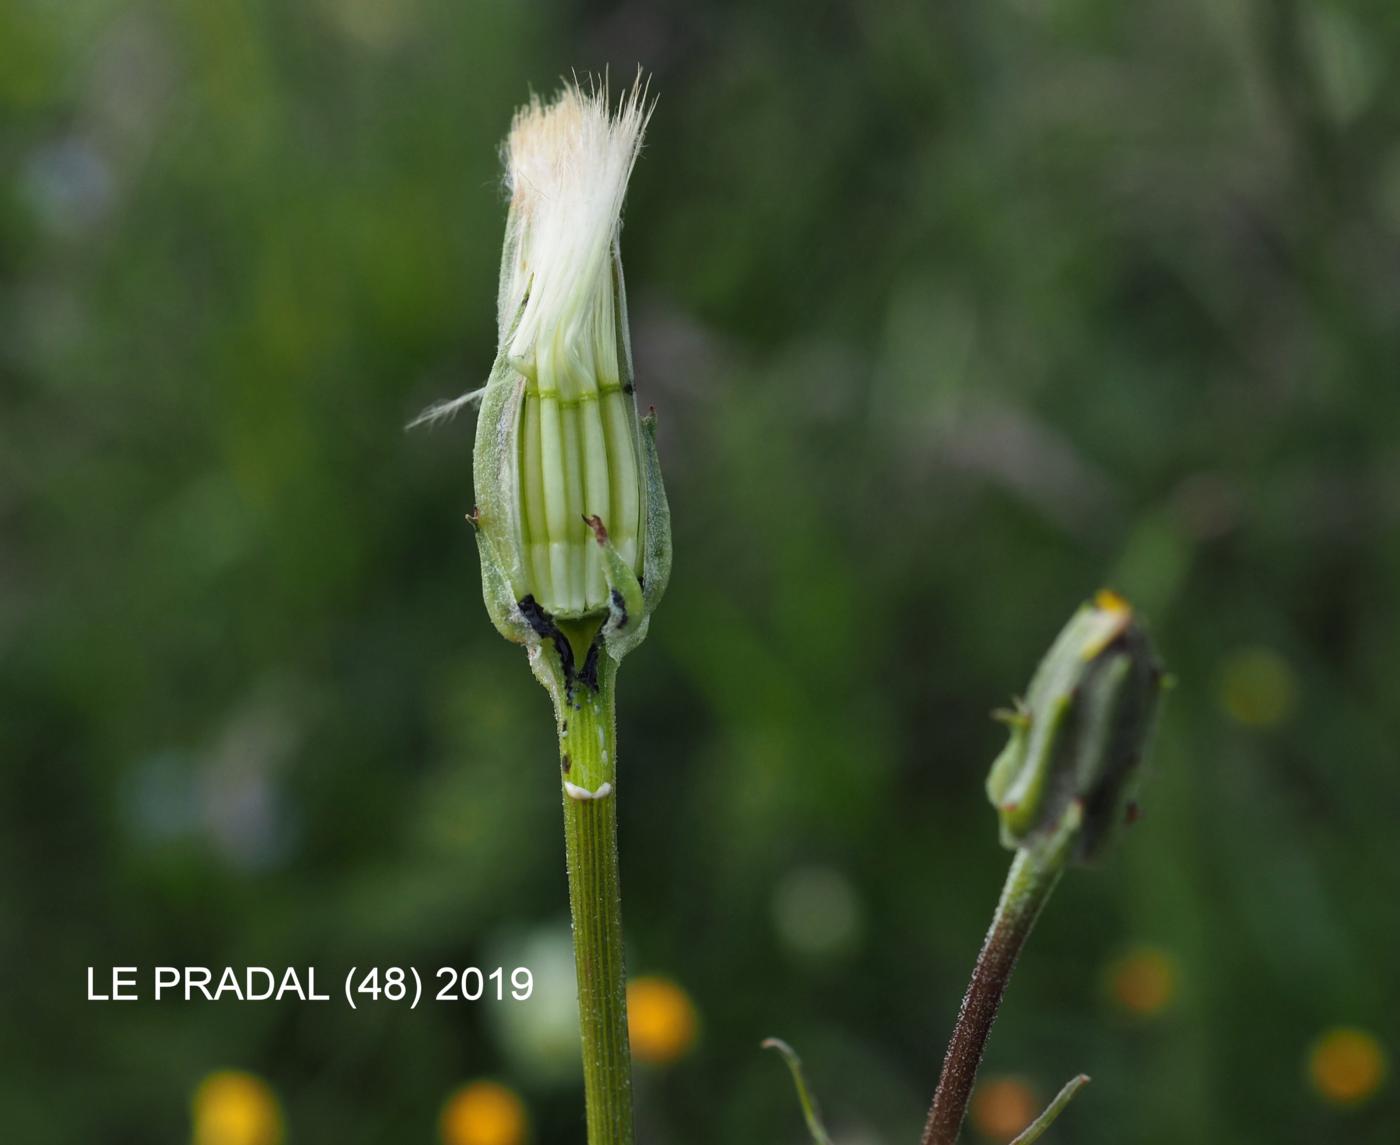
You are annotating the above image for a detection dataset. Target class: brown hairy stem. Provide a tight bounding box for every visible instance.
[920,848,1064,1145]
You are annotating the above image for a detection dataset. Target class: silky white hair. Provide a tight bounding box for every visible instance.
[501,76,651,364]
[409,76,651,429]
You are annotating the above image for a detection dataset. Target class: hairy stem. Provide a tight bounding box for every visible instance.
[920,843,1067,1145]
[559,668,634,1145]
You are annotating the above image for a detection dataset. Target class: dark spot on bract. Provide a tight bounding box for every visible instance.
[610,587,629,631]
[517,595,577,695]
[578,633,602,693]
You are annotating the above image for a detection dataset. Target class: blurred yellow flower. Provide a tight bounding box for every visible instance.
[627,975,698,1064]
[1106,945,1178,1018]
[1218,646,1297,728]
[1308,1027,1387,1107]
[440,1080,528,1145]
[191,1070,284,1145]
[969,1075,1037,1142]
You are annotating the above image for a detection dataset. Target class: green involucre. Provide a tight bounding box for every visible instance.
[986,591,1164,862]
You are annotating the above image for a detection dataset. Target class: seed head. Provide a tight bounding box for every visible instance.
[460,78,669,678]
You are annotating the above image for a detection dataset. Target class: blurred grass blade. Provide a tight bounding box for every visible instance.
[762,1037,834,1145]
[1009,1074,1091,1145]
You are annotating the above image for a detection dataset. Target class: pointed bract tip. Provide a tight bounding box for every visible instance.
[583,514,609,544]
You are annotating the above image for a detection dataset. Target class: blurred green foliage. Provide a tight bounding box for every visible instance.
[4,1,1400,1143]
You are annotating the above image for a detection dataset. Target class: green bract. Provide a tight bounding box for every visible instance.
[469,84,671,692]
[985,591,1165,863]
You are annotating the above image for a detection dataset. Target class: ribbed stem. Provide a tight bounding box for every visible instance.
[920,846,1065,1145]
[559,673,633,1145]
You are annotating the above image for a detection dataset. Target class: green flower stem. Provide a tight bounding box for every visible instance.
[557,656,634,1145]
[920,826,1074,1145]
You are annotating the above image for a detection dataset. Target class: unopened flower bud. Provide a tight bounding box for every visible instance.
[985,591,1165,863]
[440,80,670,683]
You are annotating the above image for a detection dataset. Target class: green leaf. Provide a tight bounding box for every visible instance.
[762,1038,833,1145]
[1009,1074,1091,1145]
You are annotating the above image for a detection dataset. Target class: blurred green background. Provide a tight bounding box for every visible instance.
[4,1,1399,1143]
